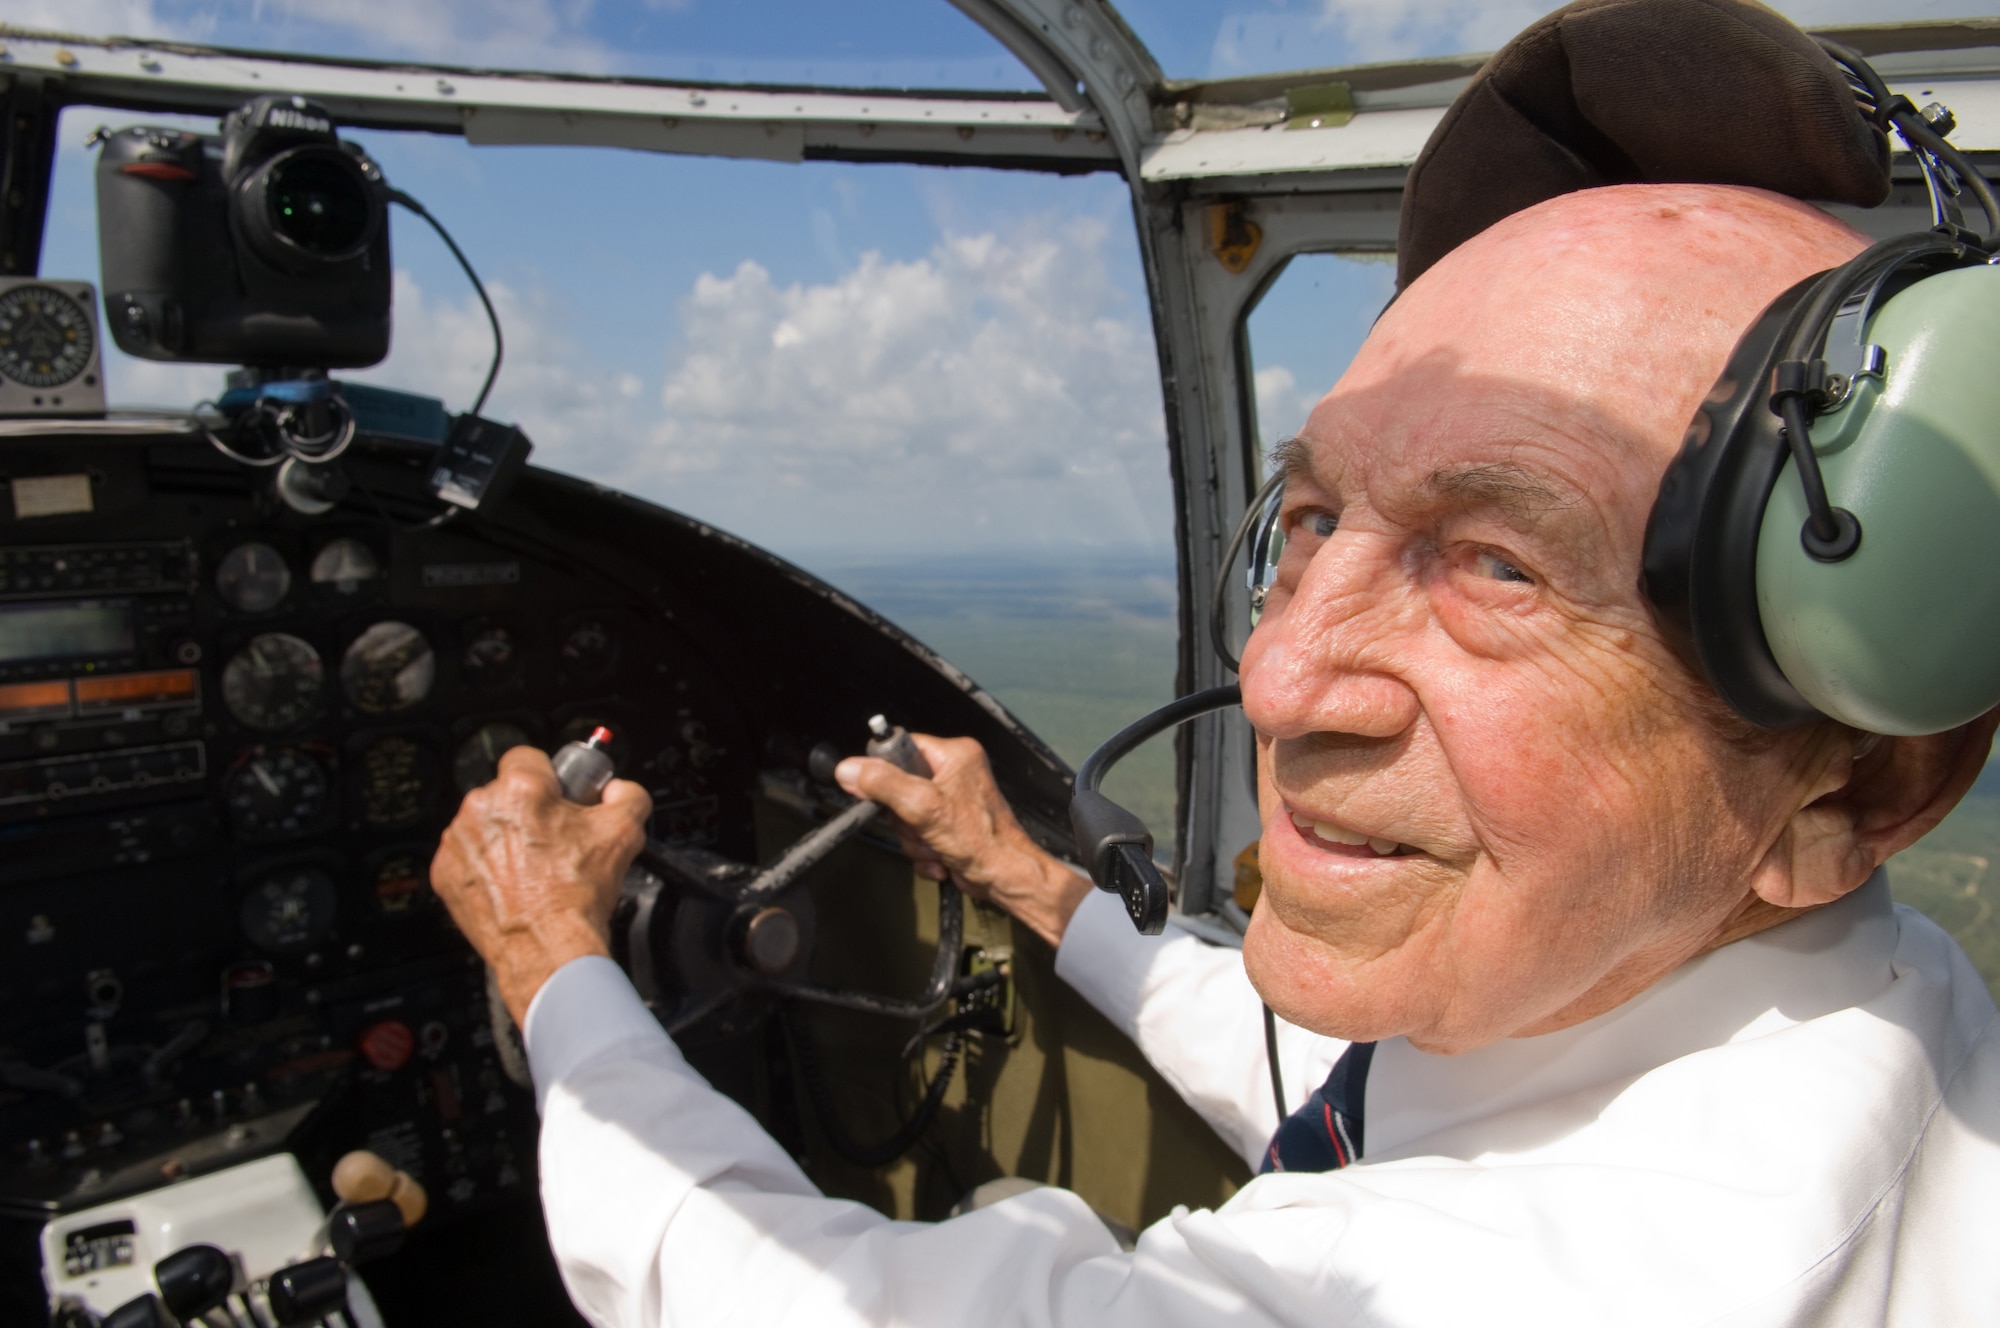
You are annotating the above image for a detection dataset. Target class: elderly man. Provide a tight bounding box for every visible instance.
[431,15,2000,1322]
[433,176,2000,1325]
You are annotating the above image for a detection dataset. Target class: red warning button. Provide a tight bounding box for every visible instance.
[358,1020,416,1072]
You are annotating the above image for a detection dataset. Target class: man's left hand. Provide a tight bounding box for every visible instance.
[431,745,652,1024]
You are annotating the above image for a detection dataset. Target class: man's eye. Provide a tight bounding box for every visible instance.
[1305,512,1337,538]
[1473,550,1533,583]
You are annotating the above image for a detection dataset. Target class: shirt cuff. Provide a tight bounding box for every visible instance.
[522,954,678,1115]
[1053,886,1172,1037]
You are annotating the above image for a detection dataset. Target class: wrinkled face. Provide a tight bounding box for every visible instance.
[1238,187,1869,1053]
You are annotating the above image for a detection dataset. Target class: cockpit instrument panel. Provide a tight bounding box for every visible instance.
[0,428,1076,1326]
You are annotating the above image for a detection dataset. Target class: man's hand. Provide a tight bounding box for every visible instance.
[431,746,652,1024]
[836,734,1091,949]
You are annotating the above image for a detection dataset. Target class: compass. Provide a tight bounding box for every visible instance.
[0,278,106,415]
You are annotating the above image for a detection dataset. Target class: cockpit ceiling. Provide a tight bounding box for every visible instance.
[2,6,1999,184]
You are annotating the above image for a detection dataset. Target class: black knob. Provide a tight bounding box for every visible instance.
[806,742,842,786]
[328,1198,405,1265]
[101,1292,177,1328]
[267,1256,348,1326]
[736,906,803,977]
[155,1243,233,1319]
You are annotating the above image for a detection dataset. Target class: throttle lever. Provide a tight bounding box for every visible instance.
[732,714,932,899]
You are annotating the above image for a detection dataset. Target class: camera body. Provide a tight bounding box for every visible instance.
[97,95,391,368]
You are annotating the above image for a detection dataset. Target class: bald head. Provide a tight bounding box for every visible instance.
[1351,184,1869,458]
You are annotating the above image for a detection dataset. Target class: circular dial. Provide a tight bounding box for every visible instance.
[461,625,521,691]
[355,734,432,827]
[309,538,381,596]
[222,634,324,732]
[0,284,94,388]
[224,747,330,837]
[216,542,292,614]
[341,621,435,714]
[453,722,534,794]
[369,851,428,918]
[560,620,615,680]
[240,866,337,954]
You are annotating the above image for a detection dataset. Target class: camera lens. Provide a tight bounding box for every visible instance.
[264,150,372,258]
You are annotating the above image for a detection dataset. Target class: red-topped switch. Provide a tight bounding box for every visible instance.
[358,1020,415,1072]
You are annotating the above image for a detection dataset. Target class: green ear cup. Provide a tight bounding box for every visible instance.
[1758,263,2000,735]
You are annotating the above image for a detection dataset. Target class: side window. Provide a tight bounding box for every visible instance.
[43,108,1178,835]
[1245,252,1395,451]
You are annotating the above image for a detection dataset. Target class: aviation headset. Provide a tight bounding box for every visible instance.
[1072,22,2000,935]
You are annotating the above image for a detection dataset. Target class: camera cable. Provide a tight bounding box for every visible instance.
[389,187,504,417]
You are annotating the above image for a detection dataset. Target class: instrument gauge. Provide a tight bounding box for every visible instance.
[310,538,381,596]
[461,625,522,691]
[240,866,337,954]
[222,633,324,731]
[341,621,435,714]
[559,620,615,680]
[370,851,429,918]
[224,747,330,838]
[0,283,95,388]
[216,542,291,613]
[453,721,534,793]
[354,734,433,827]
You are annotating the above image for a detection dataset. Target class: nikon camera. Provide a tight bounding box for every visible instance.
[97,94,392,368]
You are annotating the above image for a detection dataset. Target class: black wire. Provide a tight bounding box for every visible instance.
[1817,37,2000,249]
[1209,471,1287,674]
[1777,396,1843,544]
[785,1005,963,1169]
[1262,1003,1286,1122]
[1075,684,1241,796]
[389,188,504,417]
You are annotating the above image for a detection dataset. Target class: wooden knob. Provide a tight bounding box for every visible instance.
[387,1170,428,1227]
[331,1150,395,1204]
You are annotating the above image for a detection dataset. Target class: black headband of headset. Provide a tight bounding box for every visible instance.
[1397,0,1891,290]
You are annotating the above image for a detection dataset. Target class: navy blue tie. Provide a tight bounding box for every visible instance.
[1259,1041,1376,1173]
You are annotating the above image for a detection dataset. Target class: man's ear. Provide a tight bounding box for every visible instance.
[1757,708,2000,909]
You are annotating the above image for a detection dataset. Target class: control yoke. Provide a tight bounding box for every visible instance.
[563,719,976,1034]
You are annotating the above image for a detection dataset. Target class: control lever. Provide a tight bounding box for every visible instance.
[597,715,972,1034]
[100,1243,233,1328]
[266,1255,349,1326]
[327,1200,406,1265]
[331,1149,428,1228]
[551,725,617,805]
[733,716,932,903]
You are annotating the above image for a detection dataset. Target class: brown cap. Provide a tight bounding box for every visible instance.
[1397,0,1890,289]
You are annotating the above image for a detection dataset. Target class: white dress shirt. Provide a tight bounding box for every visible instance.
[525,872,2000,1326]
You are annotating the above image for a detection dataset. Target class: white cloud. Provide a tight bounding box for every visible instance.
[10,0,625,75]
[1253,364,1314,449]
[343,216,1171,557]
[1206,0,1997,74]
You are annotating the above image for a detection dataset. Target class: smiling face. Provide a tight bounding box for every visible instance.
[1238,186,1874,1054]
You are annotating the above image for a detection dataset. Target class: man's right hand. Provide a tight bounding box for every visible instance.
[836,734,1092,949]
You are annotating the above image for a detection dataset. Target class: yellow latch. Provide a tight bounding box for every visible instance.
[1285,81,1354,130]
[1207,201,1263,275]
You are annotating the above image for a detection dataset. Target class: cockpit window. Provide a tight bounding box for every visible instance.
[1117,1,2000,79]
[43,101,1178,845]
[30,0,1046,91]
[1244,250,1394,452]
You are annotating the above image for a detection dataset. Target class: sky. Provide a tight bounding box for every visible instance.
[25,0,2000,566]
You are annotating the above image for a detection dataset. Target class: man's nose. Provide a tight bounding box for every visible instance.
[1239,535,1422,742]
